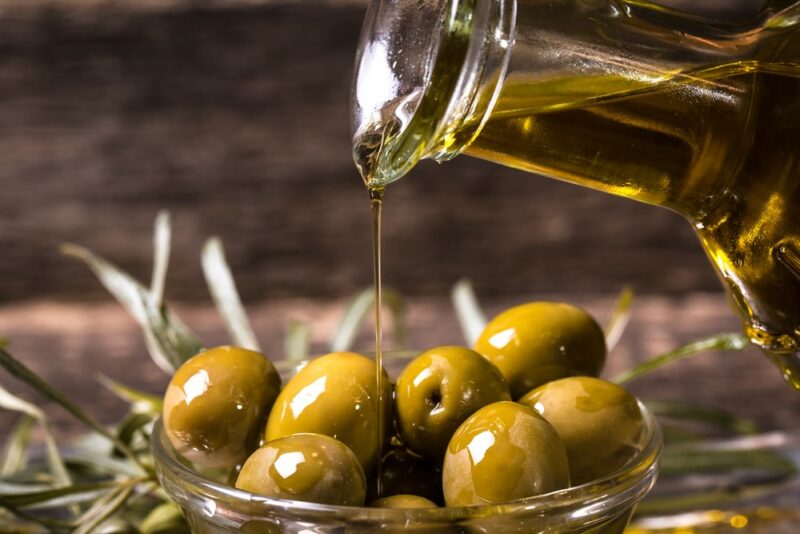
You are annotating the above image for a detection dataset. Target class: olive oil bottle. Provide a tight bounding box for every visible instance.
[465,68,800,361]
[353,0,800,383]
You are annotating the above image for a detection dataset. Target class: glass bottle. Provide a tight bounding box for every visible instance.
[351,0,800,381]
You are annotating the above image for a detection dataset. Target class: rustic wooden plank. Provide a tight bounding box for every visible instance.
[0,0,722,305]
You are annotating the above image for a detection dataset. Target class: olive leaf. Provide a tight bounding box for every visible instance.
[140,291,204,372]
[64,454,142,478]
[1,415,35,477]
[659,424,706,444]
[60,243,149,327]
[611,333,750,384]
[201,238,260,352]
[660,447,796,477]
[0,385,71,488]
[72,479,140,534]
[285,320,311,362]
[604,285,633,351]
[330,287,408,352]
[114,413,154,456]
[150,210,171,307]
[0,496,66,529]
[61,243,203,374]
[2,481,118,509]
[0,482,52,496]
[96,375,163,416]
[645,400,759,437]
[93,517,136,534]
[0,477,157,530]
[140,501,186,533]
[0,520,43,534]
[67,431,113,459]
[114,493,175,531]
[0,347,146,473]
[451,278,488,346]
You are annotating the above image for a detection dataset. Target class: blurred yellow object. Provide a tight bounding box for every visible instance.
[628,506,800,533]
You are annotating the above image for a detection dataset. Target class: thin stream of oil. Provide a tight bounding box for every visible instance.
[369,186,385,495]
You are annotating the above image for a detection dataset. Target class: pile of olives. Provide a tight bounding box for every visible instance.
[162,302,646,509]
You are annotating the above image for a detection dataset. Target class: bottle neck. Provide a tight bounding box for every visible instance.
[351,0,515,188]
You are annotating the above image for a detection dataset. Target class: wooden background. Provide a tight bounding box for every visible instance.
[0,0,720,302]
[1,0,799,440]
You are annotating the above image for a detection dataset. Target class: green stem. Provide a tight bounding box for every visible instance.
[0,348,149,474]
[612,333,749,384]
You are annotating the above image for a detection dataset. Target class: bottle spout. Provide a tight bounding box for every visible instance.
[351,0,516,187]
[351,0,449,184]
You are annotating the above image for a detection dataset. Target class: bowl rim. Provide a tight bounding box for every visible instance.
[152,352,663,525]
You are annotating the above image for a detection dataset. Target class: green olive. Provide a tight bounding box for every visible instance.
[395,346,511,460]
[442,401,570,506]
[474,302,606,398]
[265,352,391,474]
[240,521,282,534]
[371,492,453,534]
[162,345,281,469]
[367,446,444,505]
[519,377,645,485]
[235,433,366,506]
[370,494,438,509]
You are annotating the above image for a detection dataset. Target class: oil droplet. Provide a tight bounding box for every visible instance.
[729,514,749,528]
[764,350,800,390]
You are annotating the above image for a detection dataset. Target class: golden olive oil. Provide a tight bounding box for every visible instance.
[358,117,392,488]
[369,186,386,492]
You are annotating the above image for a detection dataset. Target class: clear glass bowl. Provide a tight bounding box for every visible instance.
[152,353,662,533]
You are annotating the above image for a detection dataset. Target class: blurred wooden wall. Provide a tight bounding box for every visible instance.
[0,0,722,304]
